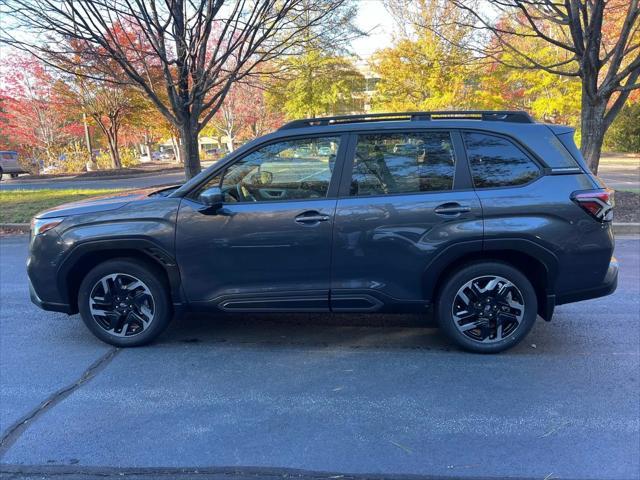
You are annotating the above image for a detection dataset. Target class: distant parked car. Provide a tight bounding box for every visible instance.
[204,147,225,158]
[158,150,176,161]
[139,151,162,163]
[0,150,28,180]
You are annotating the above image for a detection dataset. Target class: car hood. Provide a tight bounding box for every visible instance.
[35,186,176,219]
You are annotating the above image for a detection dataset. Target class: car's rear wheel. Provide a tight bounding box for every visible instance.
[437,261,537,353]
[78,259,172,347]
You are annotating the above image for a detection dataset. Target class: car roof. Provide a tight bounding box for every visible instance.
[258,118,560,144]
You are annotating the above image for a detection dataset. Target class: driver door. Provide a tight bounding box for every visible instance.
[175,134,347,311]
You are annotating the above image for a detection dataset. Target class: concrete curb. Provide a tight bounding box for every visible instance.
[2,222,639,236]
[613,222,640,235]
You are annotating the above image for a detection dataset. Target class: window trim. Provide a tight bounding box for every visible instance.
[187,132,350,204]
[337,129,463,198]
[461,129,544,191]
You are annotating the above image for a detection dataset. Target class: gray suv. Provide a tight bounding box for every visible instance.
[27,111,618,353]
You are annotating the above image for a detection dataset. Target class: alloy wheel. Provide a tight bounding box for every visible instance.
[89,273,155,337]
[451,275,525,343]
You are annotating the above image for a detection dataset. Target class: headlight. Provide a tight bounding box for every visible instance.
[31,217,64,235]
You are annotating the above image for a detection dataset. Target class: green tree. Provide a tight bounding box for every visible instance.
[370,37,478,112]
[268,49,364,119]
[371,0,479,112]
[605,101,640,152]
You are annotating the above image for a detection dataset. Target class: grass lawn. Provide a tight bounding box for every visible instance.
[0,189,122,224]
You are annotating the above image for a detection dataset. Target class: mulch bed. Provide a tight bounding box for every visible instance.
[615,191,639,223]
[0,227,29,236]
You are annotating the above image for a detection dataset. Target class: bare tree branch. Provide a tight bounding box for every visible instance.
[0,0,356,178]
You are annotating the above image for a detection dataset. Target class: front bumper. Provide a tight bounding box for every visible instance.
[29,279,74,314]
[27,228,76,314]
[556,257,619,305]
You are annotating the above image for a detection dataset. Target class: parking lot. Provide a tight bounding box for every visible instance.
[0,235,639,480]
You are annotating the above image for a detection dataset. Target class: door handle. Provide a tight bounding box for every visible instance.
[295,212,330,224]
[434,203,471,216]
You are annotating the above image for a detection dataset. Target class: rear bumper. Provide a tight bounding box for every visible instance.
[556,257,618,305]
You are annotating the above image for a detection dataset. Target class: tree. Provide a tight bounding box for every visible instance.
[209,87,243,153]
[605,99,640,152]
[268,49,364,119]
[474,42,582,127]
[207,81,283,151]
[370,37,477,112]
[78,82,136,169]
[263,0,364,119]
[436,0,640,173]
[241,83,284,139]
[371,0,480,112]
[0,55,79,167]
[1,0,353,178]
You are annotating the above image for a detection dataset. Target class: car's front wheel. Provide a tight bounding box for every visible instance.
[78,259,172,347]
[437,261,538,353]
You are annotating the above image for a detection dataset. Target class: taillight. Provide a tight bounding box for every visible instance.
[571,188,614,222]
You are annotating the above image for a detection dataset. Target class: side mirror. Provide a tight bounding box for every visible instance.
[198,186,223,213]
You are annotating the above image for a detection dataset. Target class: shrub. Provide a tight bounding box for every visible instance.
[605,103,640,153]
[95,147,139,169]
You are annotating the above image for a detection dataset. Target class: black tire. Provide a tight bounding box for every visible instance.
[78,258,172,347]
[436,261,538,353]
[10,173,19,178]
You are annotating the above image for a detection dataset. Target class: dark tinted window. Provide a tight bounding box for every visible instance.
[463,132,540,188]
[350,131,455,196]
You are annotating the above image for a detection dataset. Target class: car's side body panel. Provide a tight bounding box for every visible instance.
[27,197,181,313]
[175,197,337,310]
[330,190,483,309]
[478,174,614,297]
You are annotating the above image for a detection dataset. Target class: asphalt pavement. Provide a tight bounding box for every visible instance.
[0,235,639,480]
[598,156,640,192]
[0,171,187,191]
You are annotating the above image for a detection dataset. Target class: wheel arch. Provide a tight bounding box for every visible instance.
[423,239,559,320]
[58,239,184,314]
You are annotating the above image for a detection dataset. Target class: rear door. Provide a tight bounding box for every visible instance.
[176,134,348,311]
[330,129,483,311]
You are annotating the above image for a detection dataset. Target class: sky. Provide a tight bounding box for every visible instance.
[351,0,396,59]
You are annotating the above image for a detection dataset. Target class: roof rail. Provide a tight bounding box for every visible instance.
[278,110,535,130]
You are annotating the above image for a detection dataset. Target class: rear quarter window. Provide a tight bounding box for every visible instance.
[463,132,540,188]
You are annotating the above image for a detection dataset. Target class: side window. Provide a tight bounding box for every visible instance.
[202,136,340,203]
[350,131,456,196]
[463,132,540,188]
